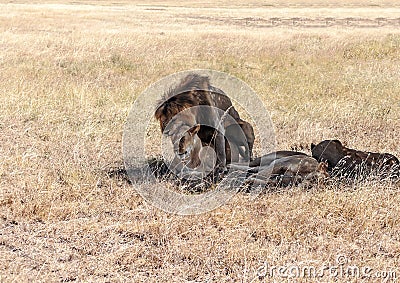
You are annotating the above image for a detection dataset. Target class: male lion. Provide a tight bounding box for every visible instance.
[155,74,255,179]
[311,139,399,179]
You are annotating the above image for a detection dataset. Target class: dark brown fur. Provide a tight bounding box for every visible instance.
[311,139,399,178]
[155,74,213,133]
[247,151,307,168]
[155,74,255,172]
[229,152,329,187]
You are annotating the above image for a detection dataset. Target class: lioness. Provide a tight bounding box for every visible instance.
[311,139,399,178]
[229,151,329,187]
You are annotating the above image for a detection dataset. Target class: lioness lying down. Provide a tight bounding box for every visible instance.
[228,151,329,187]
[311,140,399,179]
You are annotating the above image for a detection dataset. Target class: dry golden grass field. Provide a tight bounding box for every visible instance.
[1,1,400,282]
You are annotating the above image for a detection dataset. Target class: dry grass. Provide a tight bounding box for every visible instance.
[1,1,400,282]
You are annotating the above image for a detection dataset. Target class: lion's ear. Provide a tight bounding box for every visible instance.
[333,139,342,145]
[188,124,201,136]
[311,143,316,150]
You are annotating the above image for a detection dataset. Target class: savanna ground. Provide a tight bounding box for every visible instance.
[1,1,400,282]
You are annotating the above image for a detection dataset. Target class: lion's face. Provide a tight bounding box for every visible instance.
[164,118,202,167]
[311,140,344,169]
[175,129,199,162]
